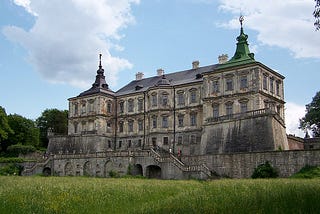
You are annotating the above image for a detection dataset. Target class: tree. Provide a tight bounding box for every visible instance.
[36,109,68,148]
[300,91,320,137]
[7,114,40,148]
[315,0,320,30]
[0,107,14,152]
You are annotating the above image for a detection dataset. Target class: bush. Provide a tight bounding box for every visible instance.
[0,157,24,163]
[108,170,120,178]
[7,144,36,157]
[251,161,278,179]
[291,165,320,178]
[0,163,23,176]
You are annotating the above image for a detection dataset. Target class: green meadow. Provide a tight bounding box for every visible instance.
[0,176,319,214]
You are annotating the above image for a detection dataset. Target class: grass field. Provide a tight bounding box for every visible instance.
[0,176,319,214]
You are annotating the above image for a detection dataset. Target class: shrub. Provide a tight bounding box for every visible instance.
[291,165,320,178]
[0,157,24,163]
[251,161,278,179]
[108,170,120,178]
[7,144,36,157]
[0,163,23,176]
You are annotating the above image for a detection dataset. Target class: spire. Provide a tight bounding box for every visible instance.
[92,54,108,89]
[218,15,255,69]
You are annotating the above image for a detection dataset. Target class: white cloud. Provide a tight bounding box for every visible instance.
[285,102,306,137]
[218,0,320,59]
[3,0,139,88]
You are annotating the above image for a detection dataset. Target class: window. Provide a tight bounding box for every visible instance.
[190,113,197,126]
[277,105,281,114]
[178,114,184,127]
[190,135,196,144]
[226,78,233,91]
[162,94,168,106]
[74,122,78,133]
[128,140,132,148]
[128,120,134,132]
[163,137,169,145]
[162,116,168,128]
[81,103,86,114]
[190,90,197,103]
[138,120,143,131]
[177,136,183,145]
[270,77,274,93]
[106,121,112,133]
[177,93,185,105]
[240,102,247,113]
[138,99,143,111]
[212,80,220,93]
[108,140,111,148]
[119,122,124,133]
[240,76,248,89]
[138,139,142,147]
[213,104,219,118]
[74,103,78,115]
[276,81,280,96]
[263,75,268,90]
[107,102,112,113]
[119,102,124,113]
[152,137,157,147]
[226,103,233,116]
[152,116,157,128]
[128,99,134,112]
[119,141,122,148]
[152,94,157,106]
[88,100,94,112]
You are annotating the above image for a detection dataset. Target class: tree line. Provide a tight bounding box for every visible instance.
[0,107,68,156]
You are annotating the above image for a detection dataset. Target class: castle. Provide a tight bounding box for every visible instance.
[26,19,320,179]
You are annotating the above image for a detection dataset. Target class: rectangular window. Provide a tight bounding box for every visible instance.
[240,76,248,89]
[162,116,168,128]
[107,103,112,113]
[106,121,111,133]
[152,137,157,147]
[163,137,169,145]
[119,122,123,133]
[213,105,219,118]
[226,78,233,91]
[128,140,132,148]
[108,140,111,148]
[276,81,280,96]
[138,139,142,147]
[119,102,124,113]
[190,90,197,103]
[263,75,268,90]
[152,94,157,106]
[270,78,274,93]
[178,114,184,127]
[82,103,86,114]
[138,120,143,131]
[74,103,78,115]
[119,140,122,148]
[177,136,183,144]
[138,99,143,111]
[226,104,233,116]
[152,116,157,128]
[190,113,197,126]
[240,102,247,113]
[128,120,133,132]
[212,80,220,93]
[190,135,196,144]
[177,93,184,105]
[128,100,134,112]
[162,94,168,106]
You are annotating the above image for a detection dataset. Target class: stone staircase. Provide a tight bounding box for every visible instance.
[22,156,52,176]
[150,148,213,179]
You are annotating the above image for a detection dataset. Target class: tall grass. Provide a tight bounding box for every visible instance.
[0,176,319,213]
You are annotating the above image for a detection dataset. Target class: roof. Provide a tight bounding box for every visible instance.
[115,64,218,96]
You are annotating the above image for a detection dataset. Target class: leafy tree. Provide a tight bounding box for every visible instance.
[7,114,40,148]
[300,91,320,137]
[315,0,320,30]
[36,109,68,147]
[0,106,14,152]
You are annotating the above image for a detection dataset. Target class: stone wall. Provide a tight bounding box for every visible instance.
[182,149,320,178]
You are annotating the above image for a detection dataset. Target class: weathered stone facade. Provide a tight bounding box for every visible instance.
[34,23,307,179]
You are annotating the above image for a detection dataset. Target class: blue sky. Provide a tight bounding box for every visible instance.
[0,0,319,137]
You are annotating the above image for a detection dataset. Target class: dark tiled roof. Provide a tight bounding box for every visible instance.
[116,64,218,96]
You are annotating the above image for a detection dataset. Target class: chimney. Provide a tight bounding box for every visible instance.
[192,60,200,69]
[135,72,144,80]
[157,68,164,76]
[218,54,228,64]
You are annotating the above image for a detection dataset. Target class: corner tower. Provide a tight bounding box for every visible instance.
[201,16,288,154]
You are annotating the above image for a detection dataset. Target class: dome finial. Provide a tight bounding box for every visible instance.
[239,15,244,27]
[99,53,102,69]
